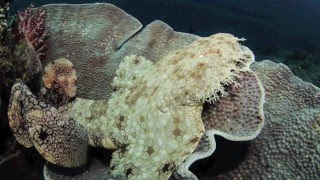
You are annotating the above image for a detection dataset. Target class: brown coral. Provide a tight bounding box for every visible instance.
[40,4,198,100]
[175,70,265,179]
[41,3,142,99]
[215,60,320,179]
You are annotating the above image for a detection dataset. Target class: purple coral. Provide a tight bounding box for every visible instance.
[18,5,47,60]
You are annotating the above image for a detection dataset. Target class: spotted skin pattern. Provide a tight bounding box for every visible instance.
[42,57,77,108]
[73,34,257,179]
[8,82,88,168]
[8,33,258,179]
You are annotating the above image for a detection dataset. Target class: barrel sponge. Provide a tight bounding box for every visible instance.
[8,82,88,167]
[217,60,320,179]
[175,70,265,179]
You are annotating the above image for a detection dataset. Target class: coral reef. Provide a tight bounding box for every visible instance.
[0,44,14,85]
[41,3,198,99]
[175,70,265,179]
[0,2,48,88]
[0,1,9,41]
[282,49,320,87]
[215,60,320,179]
[17,5,47,60]
[12,5,47,85]
[117,20,198,64]
[0,0,13,86]
[4,3,319,180]
[0,1,19,169]
[12,40,42,84]
[42,3,142,99]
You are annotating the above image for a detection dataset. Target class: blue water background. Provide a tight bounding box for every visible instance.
[10,0,320,59]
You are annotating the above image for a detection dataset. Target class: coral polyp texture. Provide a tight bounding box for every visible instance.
[41,3,142,99]
[175,69,265,179]
[41,3,198,100]
[215,60,320,179]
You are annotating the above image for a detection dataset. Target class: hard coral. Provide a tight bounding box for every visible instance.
[0,45,13,84]
[40,4,197,100]
[216,60,320,179]
[0,1,15,86]
[0,1,9,42]
[175,69,265,179]
[18,5,47,60]
[11,5,48,85]
[41,3,142,100]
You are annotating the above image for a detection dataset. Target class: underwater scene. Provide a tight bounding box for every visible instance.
[0,0,319,179]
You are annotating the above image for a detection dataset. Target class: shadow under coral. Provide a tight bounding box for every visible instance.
[191,135,250,179]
